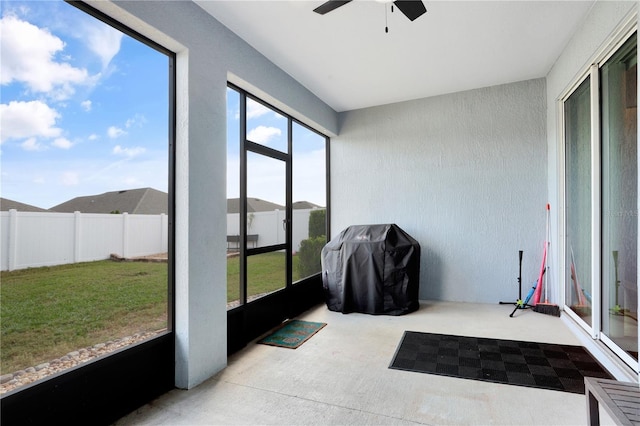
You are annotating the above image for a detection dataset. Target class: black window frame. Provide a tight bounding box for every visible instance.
[226,83,331,353]
[1,2,176,424]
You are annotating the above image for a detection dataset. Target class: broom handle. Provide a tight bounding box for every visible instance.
[544,204,550,302]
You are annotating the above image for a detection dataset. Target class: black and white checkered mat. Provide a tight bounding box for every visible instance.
[389,331,612,394]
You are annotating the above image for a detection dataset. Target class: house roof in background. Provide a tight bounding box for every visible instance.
[0,198,49,212]
[3,191,322,215]
[50,188,168,214]
[227,198,285,214]
[227,198,324,213]
[292,201,322,210]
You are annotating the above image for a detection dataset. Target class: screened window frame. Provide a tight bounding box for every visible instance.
[227,82,331,307]
[68,0,177,341]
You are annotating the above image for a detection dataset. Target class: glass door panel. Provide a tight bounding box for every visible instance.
[601,33,637,361]
[247,252,287,300]
[565,76,593,325]
[246,97,288,153]
[246,150,287,299]
[247,151,286,248]
[227,88,241,309]
[292,123,327,283]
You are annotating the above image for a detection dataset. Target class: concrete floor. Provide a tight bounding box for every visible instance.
[115,301,615,425]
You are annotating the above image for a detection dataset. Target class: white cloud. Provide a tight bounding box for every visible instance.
[80,100,92,112]
[246,100,271,119]
[61,171,79,186]
[0,100,61,143]
[107,126,126,139]
[125,114,147,128]
[82,21,123,69]
[113,145,145,158]
[52,137,72,149]
[88,134,98,141]
[0,15,89,99]
[21,137,45,151]
[247,126,281,144]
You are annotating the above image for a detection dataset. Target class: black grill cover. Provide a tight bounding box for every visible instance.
[321,224,420,315]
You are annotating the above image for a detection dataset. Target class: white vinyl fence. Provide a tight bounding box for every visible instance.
[226,208,324,252]
[1,210,169,271]
[1,208,324,271]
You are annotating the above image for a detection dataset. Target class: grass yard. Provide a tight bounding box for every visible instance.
[226,252,301,302]
[1,253,302,374]
[1,260,168,374]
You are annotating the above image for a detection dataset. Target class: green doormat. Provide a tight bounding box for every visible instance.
[258,320,327,349]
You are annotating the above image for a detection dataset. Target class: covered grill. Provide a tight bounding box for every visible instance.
[321,224,420,315]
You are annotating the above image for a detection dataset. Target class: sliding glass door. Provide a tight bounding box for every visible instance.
[600,33,637,364]
[562,29,637,370]
[564,76,593,326]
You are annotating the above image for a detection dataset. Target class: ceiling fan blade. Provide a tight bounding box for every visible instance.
[313,0,353,15]
[393,0,427,21]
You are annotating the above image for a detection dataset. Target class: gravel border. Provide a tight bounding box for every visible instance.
[0,330,162,395]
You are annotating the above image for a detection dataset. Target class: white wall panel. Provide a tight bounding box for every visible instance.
[127,214,166,256]
[15,212,76,269]
[78,213,125,262]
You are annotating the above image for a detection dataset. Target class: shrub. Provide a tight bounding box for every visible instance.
[308,209,326,238]
[297,236,326,278]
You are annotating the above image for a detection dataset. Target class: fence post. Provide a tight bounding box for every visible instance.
[161,213,168,252]
[275,209,282,244]
[74,211,82,263]
[8,209,17,271]
[122,212,130,259]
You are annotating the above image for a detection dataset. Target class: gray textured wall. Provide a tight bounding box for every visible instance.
[332,79,547,303]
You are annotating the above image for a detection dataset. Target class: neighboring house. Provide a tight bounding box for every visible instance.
[50,188,168,215]
[292,201,322,210]
[226,198,321,213]
[226,197,284,213]
[0,198,48,212]
[3,193,317,215]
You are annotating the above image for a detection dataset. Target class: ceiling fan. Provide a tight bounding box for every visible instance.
[313,0,427,22]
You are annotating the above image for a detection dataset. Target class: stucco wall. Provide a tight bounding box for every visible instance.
[88,0,338,389]
[332,79,547,304]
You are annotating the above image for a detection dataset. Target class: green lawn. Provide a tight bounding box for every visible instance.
[1,254,302,374]
[1,261,168,374]
[226,252,301,302]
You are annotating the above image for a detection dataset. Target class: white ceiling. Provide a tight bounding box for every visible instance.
[196,0,595,112]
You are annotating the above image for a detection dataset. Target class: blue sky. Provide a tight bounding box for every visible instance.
[1,0,326,210]
[1,0,169,209]
[226,89,327,207]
